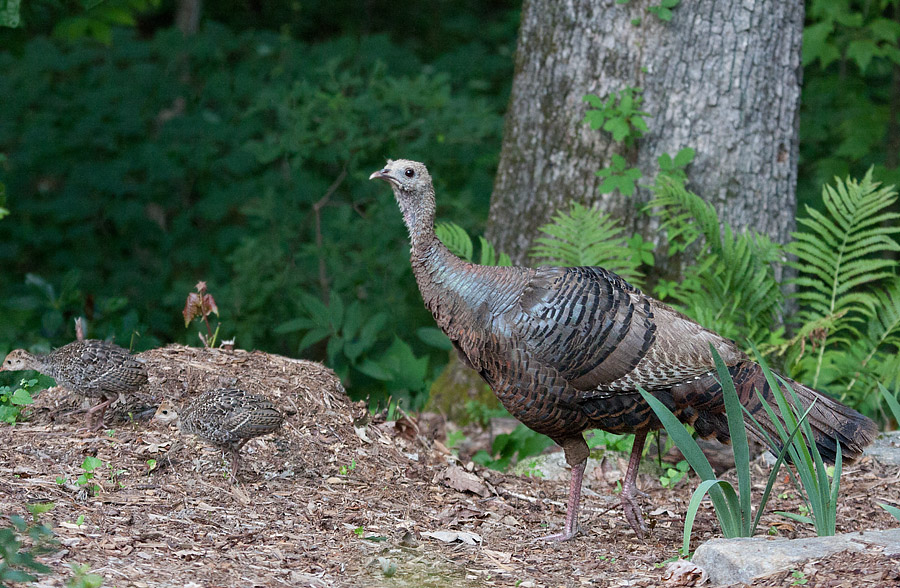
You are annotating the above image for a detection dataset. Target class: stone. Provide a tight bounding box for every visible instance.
[692,529,900,586]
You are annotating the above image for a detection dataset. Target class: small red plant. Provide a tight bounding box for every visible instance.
[183,281,220,347]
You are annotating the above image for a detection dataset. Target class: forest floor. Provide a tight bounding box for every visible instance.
[2,345,899,588]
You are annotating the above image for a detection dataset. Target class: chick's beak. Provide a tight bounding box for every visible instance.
[369,168,389,181]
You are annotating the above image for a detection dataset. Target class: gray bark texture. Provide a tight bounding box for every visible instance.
[176,0,202,36]
[487,0,804,272]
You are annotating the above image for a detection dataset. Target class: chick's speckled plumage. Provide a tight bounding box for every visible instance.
[1,339,147,429]
[155,388,284,477]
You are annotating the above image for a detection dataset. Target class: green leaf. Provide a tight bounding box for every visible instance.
[10,388,33,405]
[672,147,695,168]
[81,456,103,472]
[683,479,738,555]
[436,222,474,262]
[0,0,21,28]
[846,39,881,73]
[878,502,900,521]
[417,327,452,350]
[803,21,839,68]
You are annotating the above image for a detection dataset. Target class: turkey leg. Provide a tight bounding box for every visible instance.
[621,428,649,538]
[539,436,590,541]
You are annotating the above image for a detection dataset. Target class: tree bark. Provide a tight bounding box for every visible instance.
[487,0,803,276]
[176,0,202,36]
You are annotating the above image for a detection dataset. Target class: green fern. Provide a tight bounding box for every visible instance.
[784,170,900,389]
[821,277,900,412]
[648,180,784,346]
[529,202,645,285]
[435,222,511,266]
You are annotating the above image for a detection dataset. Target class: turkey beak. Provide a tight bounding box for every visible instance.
[369,168,396,184]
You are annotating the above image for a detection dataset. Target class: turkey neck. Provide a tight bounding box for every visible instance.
[406,219,524,340]
[23,351,52,375]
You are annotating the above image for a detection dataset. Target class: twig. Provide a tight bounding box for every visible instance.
[312,165,349,303]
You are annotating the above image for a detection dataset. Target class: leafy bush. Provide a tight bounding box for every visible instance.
[0,25,505,407]
[473,424,555,471]
[0,513,55,584]
[0,378,39,424]
[800,0,900,209]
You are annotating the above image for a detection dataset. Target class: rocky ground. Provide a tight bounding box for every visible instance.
[2,345,899,587]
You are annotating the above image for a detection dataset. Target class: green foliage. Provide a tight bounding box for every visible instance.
[53,0,159,44]
[76,456,103,495]
[648,179,785,346]
[747,349,842,536]
[878,502,900,521]
[0,514,55,584]
[464,399,510,428]
[583,87,650,146]
[435,222,511,266]
[658,459,689,489]
[784,171,900,410]
[640,347,806,554]
[800,0,900,210]
[586,429,633,453]
[473,424,554,471]
[595,154,643,197]
[0,378,39,424]
[647,0,680,22]
[66,563,104,588]
[530,202,646,286]
[656,148,695,184]
[0,26,505,408]
[0,0,20,28]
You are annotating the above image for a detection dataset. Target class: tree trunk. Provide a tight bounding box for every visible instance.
[487,0,803,277]
[176,0,202,36]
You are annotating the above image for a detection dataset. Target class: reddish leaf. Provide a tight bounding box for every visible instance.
[183,292,202,327]
[202,293,218,317]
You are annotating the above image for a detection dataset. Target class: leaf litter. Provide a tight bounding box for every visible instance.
[1,344,899,587]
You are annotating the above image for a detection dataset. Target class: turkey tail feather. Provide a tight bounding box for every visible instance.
[731,362,877,463]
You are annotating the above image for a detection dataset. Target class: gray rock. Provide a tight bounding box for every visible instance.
[692,528,900,586]
[863,431,900,465]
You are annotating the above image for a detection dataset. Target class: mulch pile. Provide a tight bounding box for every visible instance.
[1,345,899,587]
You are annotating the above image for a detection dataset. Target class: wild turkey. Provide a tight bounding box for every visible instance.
[154,388,284,479]
[370,159,878,541]
[0,339,148,430]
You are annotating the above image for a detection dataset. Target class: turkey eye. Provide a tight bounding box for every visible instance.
[404,168,415,178]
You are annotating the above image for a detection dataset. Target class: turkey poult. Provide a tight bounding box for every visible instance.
[154,388,284,479]
[370,159,877,541]
[0,339,148,430]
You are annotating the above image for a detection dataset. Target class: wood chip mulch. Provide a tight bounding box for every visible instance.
[1,344,899,587]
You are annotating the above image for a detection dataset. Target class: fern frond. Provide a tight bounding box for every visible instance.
[787,170,899,326]
[648,178,722,251]
[648,180,783,348]
[530,202,644,285]
[785,169,900,389]
[435,222,510,266]
[436,222,474,262]
[477,236,512,266]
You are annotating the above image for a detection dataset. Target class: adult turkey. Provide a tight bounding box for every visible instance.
[370,159,878,541]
